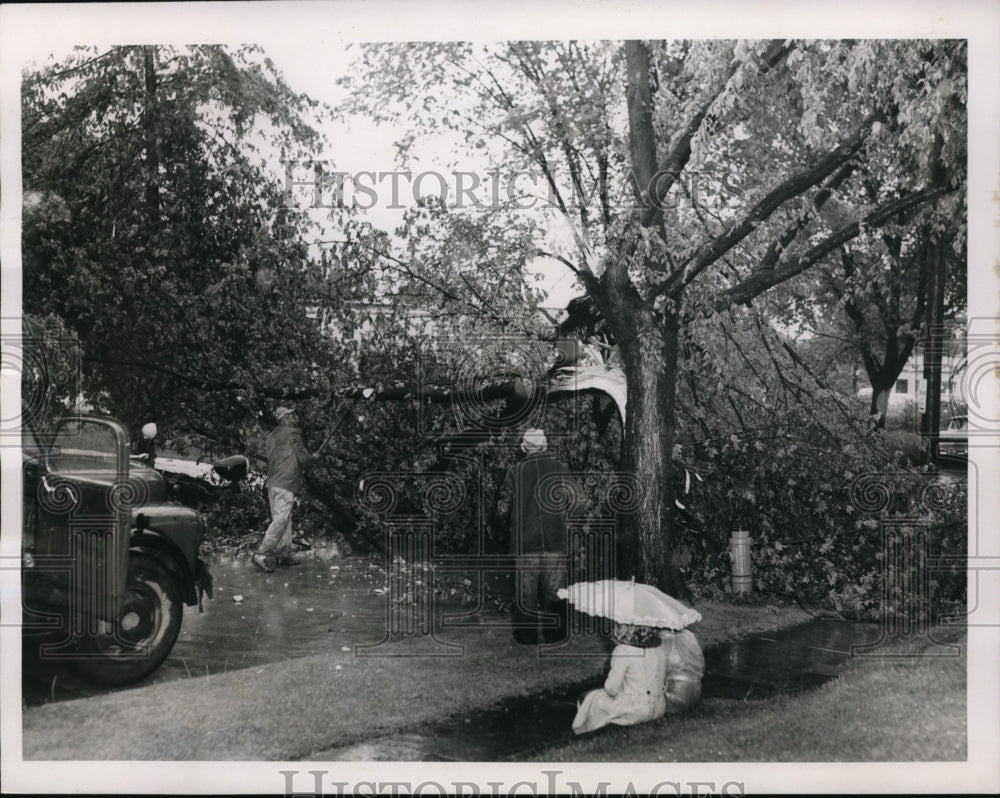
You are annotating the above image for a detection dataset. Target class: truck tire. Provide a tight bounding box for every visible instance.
[72,551,183,686]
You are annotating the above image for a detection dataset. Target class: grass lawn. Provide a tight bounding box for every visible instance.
[531,627,967,762]
[21,597,811,760]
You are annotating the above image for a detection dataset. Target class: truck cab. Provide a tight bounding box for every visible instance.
[22,415,212,686]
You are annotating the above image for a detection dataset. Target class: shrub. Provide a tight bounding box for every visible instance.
[880,429,925,466]
[884,399,919,431]
[676,394,967,621]
[201,483,269,551]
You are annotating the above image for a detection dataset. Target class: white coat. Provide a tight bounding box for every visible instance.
[572,642,670,734]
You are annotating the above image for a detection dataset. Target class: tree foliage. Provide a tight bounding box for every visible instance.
[23,46,344,441]
[22,45,553,551]
[23,40,967,594]
[342,39,967,590]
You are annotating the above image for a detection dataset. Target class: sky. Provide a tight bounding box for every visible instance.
[13,29,586,310]
[242,36,586,309]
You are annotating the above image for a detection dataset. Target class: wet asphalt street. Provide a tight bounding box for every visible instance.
[22,552,401,705]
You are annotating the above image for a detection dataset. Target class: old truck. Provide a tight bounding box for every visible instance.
[21,415,219,686]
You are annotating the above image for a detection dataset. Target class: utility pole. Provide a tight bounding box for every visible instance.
[921,237,946,466]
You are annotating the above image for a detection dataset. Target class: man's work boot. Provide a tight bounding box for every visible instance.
[251,553,274,573]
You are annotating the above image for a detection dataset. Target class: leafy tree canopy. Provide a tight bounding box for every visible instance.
[24,45,367,448]
[341,39,967,587]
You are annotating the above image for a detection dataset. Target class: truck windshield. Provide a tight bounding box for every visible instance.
[52,419,118,456]
[22,426,44,459]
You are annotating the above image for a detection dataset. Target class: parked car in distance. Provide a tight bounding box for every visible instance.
[22,415,214,686]
[939,414,968,458]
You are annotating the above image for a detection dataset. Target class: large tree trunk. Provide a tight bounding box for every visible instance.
[853,325,917,431]
[869,383,892,423]
[602,40,687,598]
[611,301,686,597]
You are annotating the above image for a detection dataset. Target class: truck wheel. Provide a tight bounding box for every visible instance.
[72,552,183,686]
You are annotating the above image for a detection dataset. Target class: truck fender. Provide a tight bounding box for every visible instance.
[129,531,198,607]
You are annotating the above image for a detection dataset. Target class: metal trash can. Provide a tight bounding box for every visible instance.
[729,529,752,594]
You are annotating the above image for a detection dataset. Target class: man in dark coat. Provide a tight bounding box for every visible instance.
[252,406,316,572]
[496,428,581,645]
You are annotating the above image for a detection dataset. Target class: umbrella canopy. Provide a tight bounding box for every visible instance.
[558,579,702,630]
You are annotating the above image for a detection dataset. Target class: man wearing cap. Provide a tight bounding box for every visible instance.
[134,422,158,469]
[253,406,316,572]
[496,427,582,645]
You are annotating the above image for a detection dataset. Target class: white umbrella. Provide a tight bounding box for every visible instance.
[558,578,702,630]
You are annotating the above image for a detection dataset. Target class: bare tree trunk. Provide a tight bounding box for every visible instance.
[869,384,893,429]
[603,40,687,597]
[921,236,946,464]
[142,46,160,229]
[624,41,658,204]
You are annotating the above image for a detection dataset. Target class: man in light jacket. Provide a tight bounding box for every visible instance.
[253,406,316,572]
[496,428,582,645]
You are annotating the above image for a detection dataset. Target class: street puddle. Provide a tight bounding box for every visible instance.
[699,618,884,699]
[303,619,891,761]
[22,553,406,705]
[309,684,584,761]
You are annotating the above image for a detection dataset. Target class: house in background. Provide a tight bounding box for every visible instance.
[858,338,966,423]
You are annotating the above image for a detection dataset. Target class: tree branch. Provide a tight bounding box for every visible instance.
[666,113,879,297]
[755,160,857,273]
[84,355,322,399]
[641,40,789,229]
[536,249,582,276]
[46,46,127,80]
[339,379,535,406]
[715,183,950,310]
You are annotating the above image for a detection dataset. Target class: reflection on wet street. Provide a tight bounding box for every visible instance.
[22,553,417,705]
[159,553,393,679]
[311,687,584,761]
[700,618,885,699]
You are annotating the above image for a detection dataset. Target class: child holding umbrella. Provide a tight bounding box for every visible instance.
[559,579,704,734]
